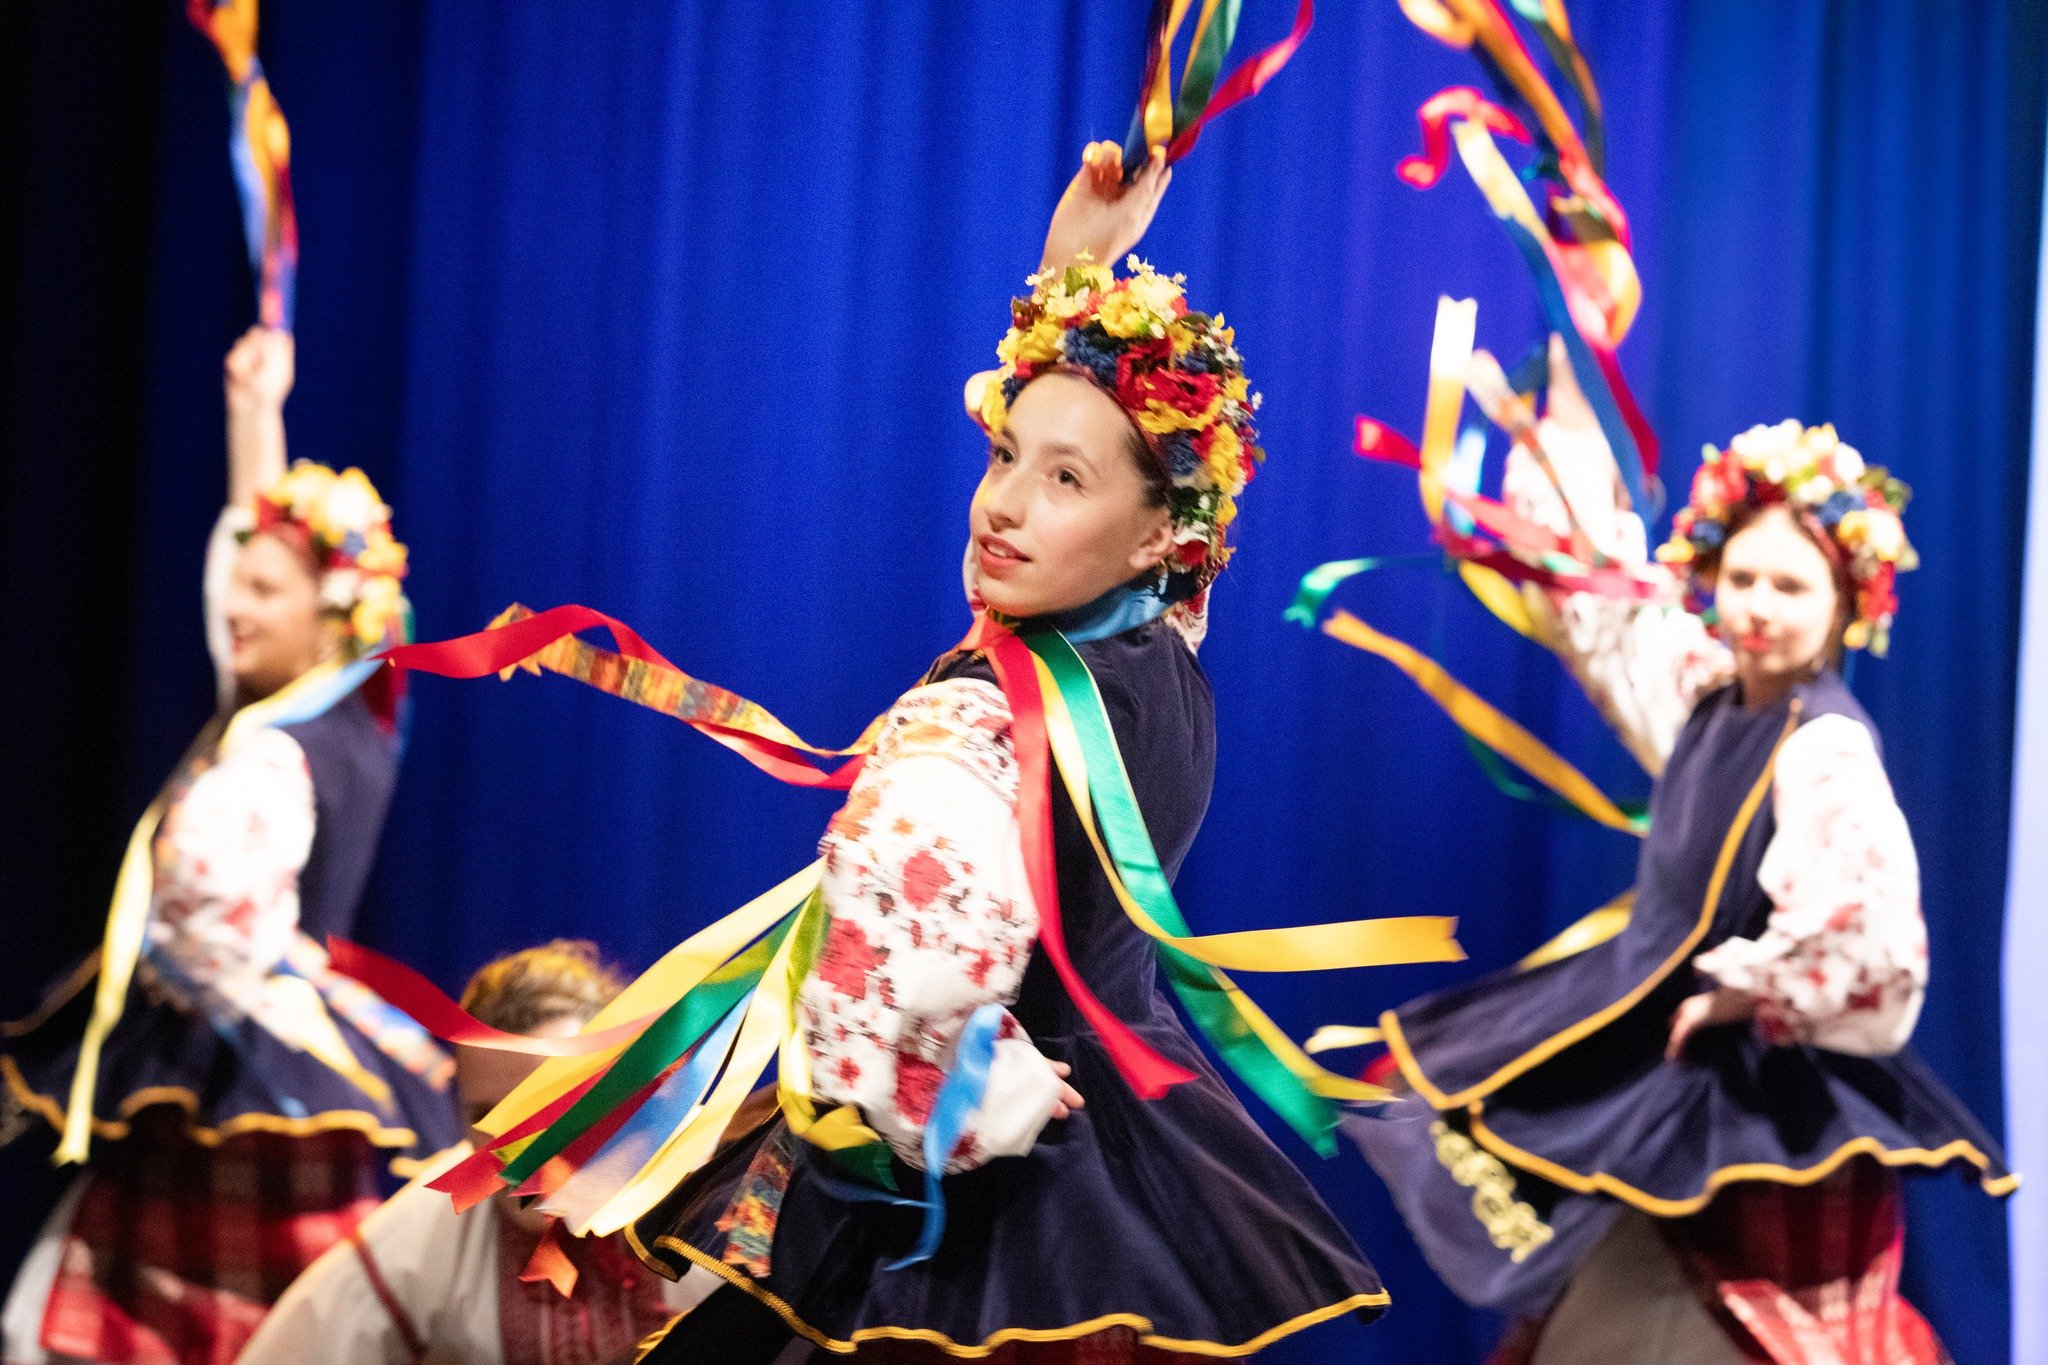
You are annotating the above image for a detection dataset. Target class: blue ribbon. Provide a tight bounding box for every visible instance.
[263,656,382,729]
[1496,216,1649,514]
[808,1003,1008,1271]
[564,994,750,1193]
[892,1002,1006,1270]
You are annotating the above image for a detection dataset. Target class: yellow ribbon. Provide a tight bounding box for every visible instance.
[1034,655,1462,974]
[58,657,357,1164]
[1458,561,1541,641]
[1515,892,1633,969]
[1321,610,1644,836]
[1420,295,1478,524]
[1303,1024,1384,1054]
[1142,0,1203,152]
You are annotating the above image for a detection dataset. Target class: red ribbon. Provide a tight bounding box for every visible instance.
[1396,86,1531,189]
[1354,416,1423,469]
[427,1070,608,1212]
[1444,489,1570,558]
[327,938,656,1056]
[1166,0,1316,164]
[518,1220,579,1297]
[975,623,1196,1101]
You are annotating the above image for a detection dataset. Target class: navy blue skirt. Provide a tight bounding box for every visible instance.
[631,1012,1385,1357]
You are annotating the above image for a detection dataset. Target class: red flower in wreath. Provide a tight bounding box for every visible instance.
[1111,337,1173,404]
[1692,452,1747,512]
[1120,365,1221,421]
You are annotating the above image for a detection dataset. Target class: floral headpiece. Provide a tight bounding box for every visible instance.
[965,256,1262,594]
[243,460,410,654]
[1658,421,1916,655]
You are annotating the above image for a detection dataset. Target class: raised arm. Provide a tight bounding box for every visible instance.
[207,326,298,701]
[1507,336,1731,773]
[1040,142,1172,274]
[224,324,294,506]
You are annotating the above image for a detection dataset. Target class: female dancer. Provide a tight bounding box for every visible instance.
[365,143,1426,1363]
[1,328,457,1365]
[1348,345,2014,1364]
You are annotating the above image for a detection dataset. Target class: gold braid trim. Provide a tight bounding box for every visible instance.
[1431,1119,1554,1263]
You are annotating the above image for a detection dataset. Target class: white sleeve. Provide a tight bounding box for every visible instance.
[149,726,316,990]
[1504,421,1732,773]
[804,678,1063,1174]
[1693,715,1927,1056]
[237,1151,494,1365]
[205,506,253,710]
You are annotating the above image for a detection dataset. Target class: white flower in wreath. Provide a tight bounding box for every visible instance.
[319,567,364,612]
[1862,510,1907,561]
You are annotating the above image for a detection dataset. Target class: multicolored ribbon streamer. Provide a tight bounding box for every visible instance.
[187,0,298,329]
[1385,0,1657,497]
[979,628,1198,1100]
[1394,0,1625,240]
[382,604,1462,1248]
[381,605,883,789]
[1121,0,1315,174]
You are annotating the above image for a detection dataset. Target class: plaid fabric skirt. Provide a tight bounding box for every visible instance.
[1675,1160,1944,1365]
[31,1108,383,1365]
[1496,1159,1945,1365]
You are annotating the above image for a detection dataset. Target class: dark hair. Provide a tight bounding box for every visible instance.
[1122,423,1171,508]
[1115,418,1205,604]
[1721,501,1854,670]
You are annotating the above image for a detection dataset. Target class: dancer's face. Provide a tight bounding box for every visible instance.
[1716,505,1842,682]
[224,532,338,703]
[968,373,1174,619]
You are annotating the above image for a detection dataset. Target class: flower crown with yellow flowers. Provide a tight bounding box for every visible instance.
[1658,420,1916,656]
[965,256,1262,592]
[243,459,411,654]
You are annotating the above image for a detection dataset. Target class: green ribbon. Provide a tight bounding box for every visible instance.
[1172,0,1243,131]
[1026,631,1339,1155]
[499,909,799,1186]
[1285,554,1440,630]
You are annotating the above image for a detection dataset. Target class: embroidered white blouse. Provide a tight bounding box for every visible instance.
[1505,423,1926,1056]
[144,510,326,1040]
[804,678,1065,1174]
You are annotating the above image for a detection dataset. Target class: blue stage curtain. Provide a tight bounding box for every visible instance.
[4,3,2041,1360]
